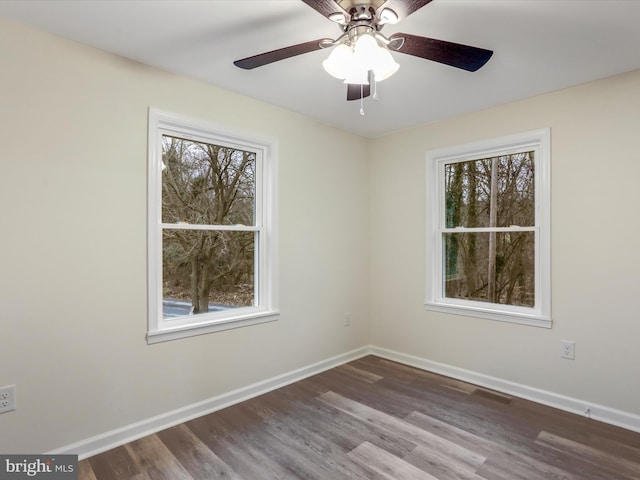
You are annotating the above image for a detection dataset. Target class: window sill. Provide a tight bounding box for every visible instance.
[146,310,280,344]
[424,301,551,329]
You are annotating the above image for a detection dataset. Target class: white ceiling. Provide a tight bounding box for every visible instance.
[2,0,640,137]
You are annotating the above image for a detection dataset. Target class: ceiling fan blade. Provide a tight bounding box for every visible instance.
[300,0,349,20]
[234,39,329,70]
[346,83,371,101]
[377,0,433,20]
[390,32,493,72]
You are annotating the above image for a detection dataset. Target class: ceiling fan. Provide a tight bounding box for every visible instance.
[233,0,493,103]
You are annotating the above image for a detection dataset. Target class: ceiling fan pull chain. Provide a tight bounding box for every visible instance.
[360,84,365,116]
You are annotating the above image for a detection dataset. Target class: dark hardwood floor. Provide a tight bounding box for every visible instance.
[79,355,640,479]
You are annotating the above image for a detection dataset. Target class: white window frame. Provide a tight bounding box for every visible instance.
[425,129,551,328]
[147,108,278,344]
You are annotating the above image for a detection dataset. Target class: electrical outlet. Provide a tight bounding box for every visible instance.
[0,385,16,414]
[560,340,575,360]
[344,312,351,327]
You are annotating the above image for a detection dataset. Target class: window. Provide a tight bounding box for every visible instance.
[425,129,550,327]
[147,109,278,343]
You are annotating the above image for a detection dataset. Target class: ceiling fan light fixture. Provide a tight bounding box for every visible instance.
[322,43,352,79]
[372,47,399,82]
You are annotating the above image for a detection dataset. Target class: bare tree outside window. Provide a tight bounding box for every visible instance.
[425,129,550,327]
[443,152,535,307]
[161,136,257,317]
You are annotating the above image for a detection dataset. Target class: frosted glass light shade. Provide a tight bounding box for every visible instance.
[353,34,379,65]
[322,44,352,79]
[372,47,399,82]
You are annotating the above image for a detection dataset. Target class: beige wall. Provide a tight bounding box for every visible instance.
[369,69,640,415]
[0,17,369,453]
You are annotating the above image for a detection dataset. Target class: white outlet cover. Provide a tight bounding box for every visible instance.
[0,385,16,414]
[560,340,575,359]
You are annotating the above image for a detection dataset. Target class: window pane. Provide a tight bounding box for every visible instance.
[445,152,535,228]
[445,159,490,228]
[161,135,256,226]
[444,231,534,307]
[162,229,256,319]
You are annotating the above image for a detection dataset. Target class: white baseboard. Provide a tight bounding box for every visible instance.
[51,346,371,459]
[53,344,640,459]
[369,345,640,434]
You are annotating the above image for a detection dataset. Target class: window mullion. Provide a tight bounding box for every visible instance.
[161,224,259,232]
[442,226,536,233]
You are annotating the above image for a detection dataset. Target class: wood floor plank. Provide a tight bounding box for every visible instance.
[124,435,194,480]
[378,378,545,448]
[87,445,150,480]
[77,460,98,480]
[589,433,640,462]
[259,407,373,480]
[186,414,299,480]
[404,410,577,480]
[336,363,384,383]
[536,430,640,479]
[276,387,418,458]
[475,455,577,480]
[471,387,513,404]
[318,390,487,471]
[365,357,478,394]
[343,362,544,448]
[403,445,489,480]
[348,441,439,480]
[156,424,242,480]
